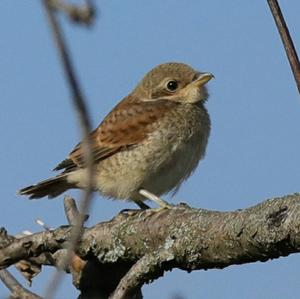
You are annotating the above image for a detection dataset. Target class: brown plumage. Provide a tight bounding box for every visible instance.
[18,62,213,206]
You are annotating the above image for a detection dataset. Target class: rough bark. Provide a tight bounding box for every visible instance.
[1,193,300,298]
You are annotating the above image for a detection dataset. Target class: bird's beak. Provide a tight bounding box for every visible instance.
[193,73,214,87]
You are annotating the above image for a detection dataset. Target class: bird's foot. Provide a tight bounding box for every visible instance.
[119,200,150,215]
[138,189,173,209]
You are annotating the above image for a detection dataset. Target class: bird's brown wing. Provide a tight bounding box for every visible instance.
[53,98,177,173]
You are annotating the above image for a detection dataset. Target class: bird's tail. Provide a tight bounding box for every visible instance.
[18,174,73,199]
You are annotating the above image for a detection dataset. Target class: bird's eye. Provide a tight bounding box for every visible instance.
[166,80,178,92]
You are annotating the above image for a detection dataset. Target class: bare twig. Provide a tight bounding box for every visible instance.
[64,196,80,225]
[41,0,96,298]
[267,0,300,93]
[109,249,172,299]
[0,269,42,299]
[1,229,42,286]
[64,196,89,225]
[63,196,87,286]
[35,219,52,231]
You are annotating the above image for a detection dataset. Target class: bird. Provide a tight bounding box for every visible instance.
[18,62,213,208]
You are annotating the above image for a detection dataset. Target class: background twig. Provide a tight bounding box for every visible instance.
[49,0,95,25]
[267,0,300,93]
[41,0,96,298]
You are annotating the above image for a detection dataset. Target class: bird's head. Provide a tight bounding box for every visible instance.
[134,62,214,103]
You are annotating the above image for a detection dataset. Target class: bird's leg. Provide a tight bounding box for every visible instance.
[139,189,173,209]
[133,199,151,209]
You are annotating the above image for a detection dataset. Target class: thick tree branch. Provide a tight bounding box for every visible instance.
[267,0,300,93]
[1,193,300,298]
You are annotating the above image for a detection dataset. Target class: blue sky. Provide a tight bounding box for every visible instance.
[1,1,300,298]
